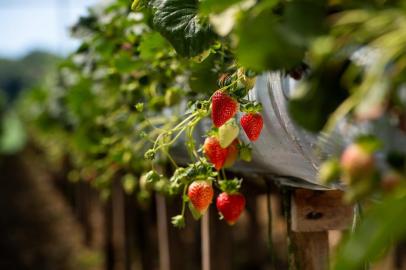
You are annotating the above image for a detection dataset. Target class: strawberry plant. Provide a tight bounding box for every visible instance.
[17,0,406,268]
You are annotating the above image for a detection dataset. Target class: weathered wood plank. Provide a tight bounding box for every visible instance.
[202,211,211,270]
[291,189,353,232]
[291,231,329,270]
[156,194,171,270]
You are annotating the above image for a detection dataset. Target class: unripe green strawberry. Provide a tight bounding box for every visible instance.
[204,136,228,170]
[219,118,239,148]
[224,139,239,168]
[211,90,238,128]
[188,180,214,214]
[240,113,263,141]
[239,143,252,162]
[340,143,375,184]
[216,192,246,225]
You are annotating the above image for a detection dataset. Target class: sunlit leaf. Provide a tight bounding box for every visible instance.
[151,0,216,57]
[333,195,406,270]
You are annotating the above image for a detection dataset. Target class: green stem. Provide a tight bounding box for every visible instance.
[181,184,188,216]
[161,149,178,168]
[221,168,227,180]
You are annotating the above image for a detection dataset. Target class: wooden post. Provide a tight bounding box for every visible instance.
[289,189,354,270]
[202,209,211,270]
[156,194,171,270]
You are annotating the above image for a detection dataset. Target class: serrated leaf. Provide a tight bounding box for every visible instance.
[151,0,216,57]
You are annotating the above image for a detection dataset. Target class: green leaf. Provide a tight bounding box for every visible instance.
[188,54,218,94]
[112,51,142,73]
[151,0,216,57]
[236,9,306,71]
[0,110,26,154]
[138,32,168,61]
[199,0,242,14]
[283,1,327,42]
[288,58,351,132]
[333,195,406,270]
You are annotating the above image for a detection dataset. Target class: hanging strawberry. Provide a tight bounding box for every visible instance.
[188,180,214,214]
[216,178,246,225]
[211,90,238,128]
[203,136,228,170]
[240,102,263,141]
[224,139,239,168]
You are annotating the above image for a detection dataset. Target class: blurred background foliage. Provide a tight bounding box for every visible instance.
[1,0,405,269]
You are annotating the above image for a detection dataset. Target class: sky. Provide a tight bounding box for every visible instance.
[0,0,100,59]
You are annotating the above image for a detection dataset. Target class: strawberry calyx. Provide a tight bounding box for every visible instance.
[240,102,262,114]
[218,178,242,194]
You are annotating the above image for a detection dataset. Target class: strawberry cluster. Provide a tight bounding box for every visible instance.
[187,71,264,226]
[204,90,264,171]
[147,68,262,228]
[187,178,246,225]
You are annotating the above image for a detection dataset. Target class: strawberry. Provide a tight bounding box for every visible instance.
[188,180,214,214]
[216,192,246,225]
[204,136,228,170]
[224,139,239,168]
[211,90,238,128]
[340,143,375,184]
[240,113,263,141]
[218,118,239,148]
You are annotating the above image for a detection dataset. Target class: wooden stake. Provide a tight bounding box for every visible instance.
[156,194,171,270]
[288,188,354,270]
[291,189,353,232]
[290,231,329,270]
[202,209,211,270]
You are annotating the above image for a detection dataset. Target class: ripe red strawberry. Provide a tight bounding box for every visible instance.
[216,192,246,225]
[224,139,239,168]
[240,113,263,141]
[204,136,228,170]
[211,90,238,128]
[188,180,214,214]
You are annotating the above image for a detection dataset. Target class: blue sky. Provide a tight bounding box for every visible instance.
[0,0,100,58]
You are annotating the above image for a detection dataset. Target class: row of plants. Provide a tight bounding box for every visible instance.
[19,0,406,268]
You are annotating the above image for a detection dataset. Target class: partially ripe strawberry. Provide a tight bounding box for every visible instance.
[211,90,238,128]
[240,113,263,141]
[218,118,239,148]
[224,139,239,168]
[216,192,246,225]
[204,137,228,170]
[340,143,375,184]
[188,180,214,214]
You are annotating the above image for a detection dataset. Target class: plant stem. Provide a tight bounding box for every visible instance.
[181,184,188,216]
